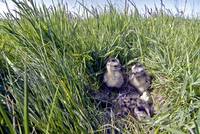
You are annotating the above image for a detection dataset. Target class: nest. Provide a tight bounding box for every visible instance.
[91,81,154,121]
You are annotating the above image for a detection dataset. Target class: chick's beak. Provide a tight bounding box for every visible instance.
[113,64,121,70]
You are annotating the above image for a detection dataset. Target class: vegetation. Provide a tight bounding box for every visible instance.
[0,0,200,133]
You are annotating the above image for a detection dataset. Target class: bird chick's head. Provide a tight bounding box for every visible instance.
[106,58,121,72]
[140,91,149,101]
[131,63,145,74]
[140,91,152,104]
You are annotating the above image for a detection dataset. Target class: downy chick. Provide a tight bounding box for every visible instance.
[103,58,124,89]
[129,63,152,94]
[136,91,154,117]
[140,91,153,105]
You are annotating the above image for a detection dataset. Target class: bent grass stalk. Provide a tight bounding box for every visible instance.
[45,86,59,134]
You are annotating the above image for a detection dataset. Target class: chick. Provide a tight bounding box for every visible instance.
[103,58,124,89]
[140,91,153,105]
[129,63,152,94]
[136,91,154,117]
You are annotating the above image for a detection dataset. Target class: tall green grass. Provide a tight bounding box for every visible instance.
[0,0,200,133]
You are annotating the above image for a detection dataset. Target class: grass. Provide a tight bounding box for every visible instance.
[0,0,200,133]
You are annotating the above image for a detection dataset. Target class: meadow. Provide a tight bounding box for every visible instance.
[0,0,200,133]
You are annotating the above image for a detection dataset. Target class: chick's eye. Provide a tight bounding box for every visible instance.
[145,80,148,83]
